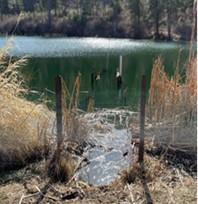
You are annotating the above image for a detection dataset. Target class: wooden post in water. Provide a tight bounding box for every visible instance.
[55,75,63,153]
[119,55,123,75]
[138,75,146,163]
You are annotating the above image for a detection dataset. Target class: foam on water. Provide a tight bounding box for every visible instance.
[77,109,137,186]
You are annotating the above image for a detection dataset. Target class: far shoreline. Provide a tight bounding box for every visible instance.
[0,33,193,43]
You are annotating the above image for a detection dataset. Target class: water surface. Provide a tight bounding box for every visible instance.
[0,37,191,108]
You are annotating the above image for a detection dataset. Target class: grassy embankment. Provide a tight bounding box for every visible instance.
[0,46,87,180]
[0,46,52,171]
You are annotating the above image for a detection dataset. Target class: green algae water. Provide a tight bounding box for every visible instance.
[0,37,192,109]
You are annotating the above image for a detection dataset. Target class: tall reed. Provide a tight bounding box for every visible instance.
[147,55,197,153]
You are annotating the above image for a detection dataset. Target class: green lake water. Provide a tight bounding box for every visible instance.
[0,37,192,109]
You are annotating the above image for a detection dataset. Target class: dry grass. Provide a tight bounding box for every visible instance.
[47,151,78,182]
[121,163,142,184]
[147,56,197,153]
[148,56,196,121]
[0,46,52,170]
[61,74,88,145]
[0,45,87,182]
[118,154,197,204]
[0,153,195,204]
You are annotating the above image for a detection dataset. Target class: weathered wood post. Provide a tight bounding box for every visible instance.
[138,75,146,163]
[55,75,63,154]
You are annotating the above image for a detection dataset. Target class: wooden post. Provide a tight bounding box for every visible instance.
[119,55,123,75]
[138,75,146,163]
[47,0,52,31]
[55,75,63,152]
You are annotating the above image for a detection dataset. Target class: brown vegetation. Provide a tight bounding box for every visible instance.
[0,46,52,170]
[47,74,88,182]
[118,154,196,204]
[0,45,88,183]
[147,56,197,154]
[0,152,196,204]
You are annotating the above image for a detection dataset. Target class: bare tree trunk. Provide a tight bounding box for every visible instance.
[155,13,159,37]
[167,11,171,40]
[54,0,57,16]
[15,0,19,14]
[154,0,160,38]
[167,0,172,41]
[76,0,81,16]
[48,0,52,32]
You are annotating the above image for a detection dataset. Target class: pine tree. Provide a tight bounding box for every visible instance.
[48,0,52,31]
[166,0,177,40]
[129,0,142,38]
[149,0,163,38]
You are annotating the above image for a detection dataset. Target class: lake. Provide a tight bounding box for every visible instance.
[0,37,191,109]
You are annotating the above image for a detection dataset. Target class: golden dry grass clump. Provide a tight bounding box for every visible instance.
[0,46,52,170]
[148,56,197,153]
[148,56,197,121]
[48,150,78,182]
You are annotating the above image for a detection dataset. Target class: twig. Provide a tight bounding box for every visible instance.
[176,169,184,187]
[35,185,59,201]
[127,184,136,204]
[18,192,40,204]
[18,194,24,204]
[66,158,84,186]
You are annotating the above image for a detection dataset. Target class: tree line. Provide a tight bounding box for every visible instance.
[0,0,196,40]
